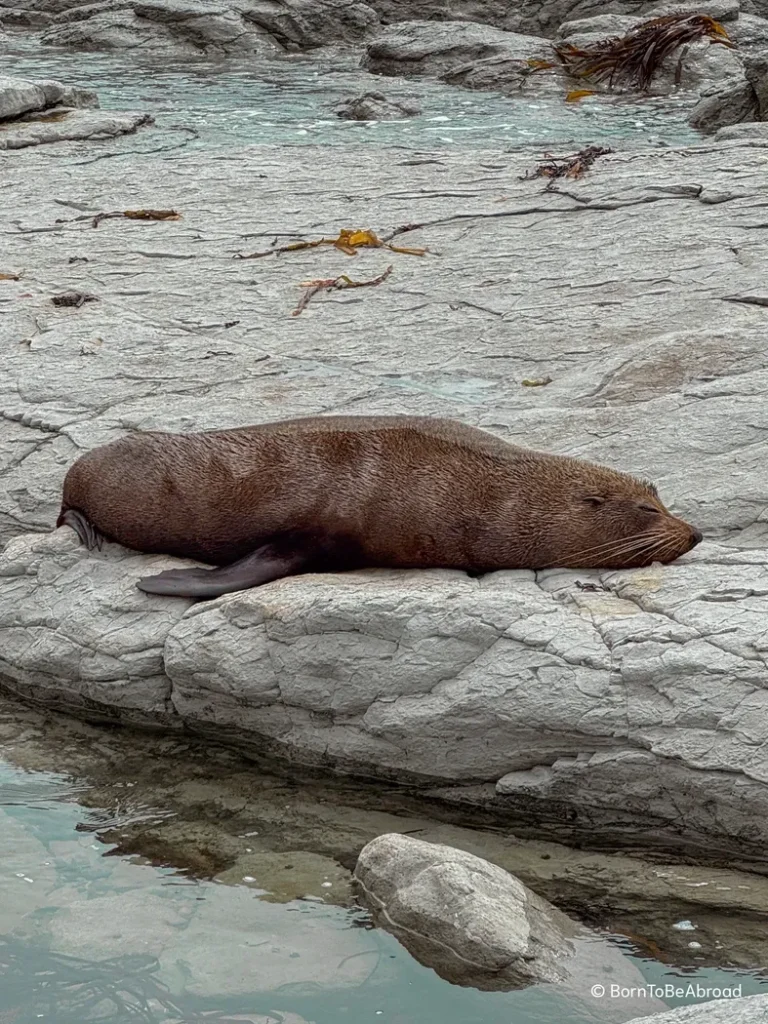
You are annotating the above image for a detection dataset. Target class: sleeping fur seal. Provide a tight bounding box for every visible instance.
[56,414,702,599]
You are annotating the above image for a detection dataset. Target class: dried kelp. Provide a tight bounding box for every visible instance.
[236,228,426,260]
[54,209,181,228]
[553,13,734,92]
[292,265,393,316]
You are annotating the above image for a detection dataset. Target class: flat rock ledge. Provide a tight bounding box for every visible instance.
[626,994,768,1023]
[0,75,153,148]
[4,528,768,865]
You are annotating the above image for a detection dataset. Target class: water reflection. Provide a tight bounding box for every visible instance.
[1,703,768,1024]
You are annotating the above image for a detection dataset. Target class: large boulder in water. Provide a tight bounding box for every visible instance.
[353,833,665,1018]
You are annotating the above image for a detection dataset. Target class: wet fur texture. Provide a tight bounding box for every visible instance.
[56,414,701,598]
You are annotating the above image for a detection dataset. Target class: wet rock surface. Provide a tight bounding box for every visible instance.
[3,139,768,860]
[335,89,421,119]
[360,8,768,132]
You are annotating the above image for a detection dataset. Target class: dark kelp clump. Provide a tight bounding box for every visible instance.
[520,145,613,185]
[554,13,735,92]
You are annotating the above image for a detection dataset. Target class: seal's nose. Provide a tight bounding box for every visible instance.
[689,527,703,548]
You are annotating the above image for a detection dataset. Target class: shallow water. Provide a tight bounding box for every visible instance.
[2,40,702,150]
[2,701,768,1024]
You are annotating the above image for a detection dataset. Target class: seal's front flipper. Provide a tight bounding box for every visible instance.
[135,544,308,599]
[57,508,104,551]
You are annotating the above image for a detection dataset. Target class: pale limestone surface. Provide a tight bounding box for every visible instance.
[5,134,768,859]
[625,994,768,1023]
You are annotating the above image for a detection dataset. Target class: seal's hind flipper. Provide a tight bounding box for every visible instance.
[57,509,104,551]
[135,544,308,600]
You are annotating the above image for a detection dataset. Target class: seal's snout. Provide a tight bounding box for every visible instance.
[689,527,703,549]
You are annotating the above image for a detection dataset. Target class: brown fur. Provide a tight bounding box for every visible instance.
[57,414,701,580]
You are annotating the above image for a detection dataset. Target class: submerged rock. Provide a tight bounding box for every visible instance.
[336,90,421,119]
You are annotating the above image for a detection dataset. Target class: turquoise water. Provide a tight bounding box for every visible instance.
[1,42,702,149]
[2,755,768,1024]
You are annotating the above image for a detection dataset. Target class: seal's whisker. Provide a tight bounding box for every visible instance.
[542,531,661,569]
[550,535,657,565]
[647,534,685,563]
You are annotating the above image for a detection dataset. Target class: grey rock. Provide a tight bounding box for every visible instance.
[7,141,768,860]
[688,77,759,131]
[557,16,748,96]
[730,10,768,48]
[557,14,642,37]
[730,15,768,116]
[625,993,768,1023]
[0,108,154,149]
[0,75,98,121]
[648,0,741,20]
[335,89,421,119]
[0,6,54,27]
[354,834,665,1016]
[0,75,150,150]
[364,17,747,101]
[39,0,379,54]
[715,117,768,133]
[363,20,550,78]
[363,20,567,96]
[362,0,743,37]
[354,834,579,988]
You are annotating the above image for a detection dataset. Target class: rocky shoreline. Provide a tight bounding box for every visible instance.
[5,0,768,133]
[5,2,768,1018]
[3,133,768,871]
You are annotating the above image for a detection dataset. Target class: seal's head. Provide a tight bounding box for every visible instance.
[524,457,702,570]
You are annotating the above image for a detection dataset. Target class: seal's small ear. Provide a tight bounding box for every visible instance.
[583,495,606,507]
